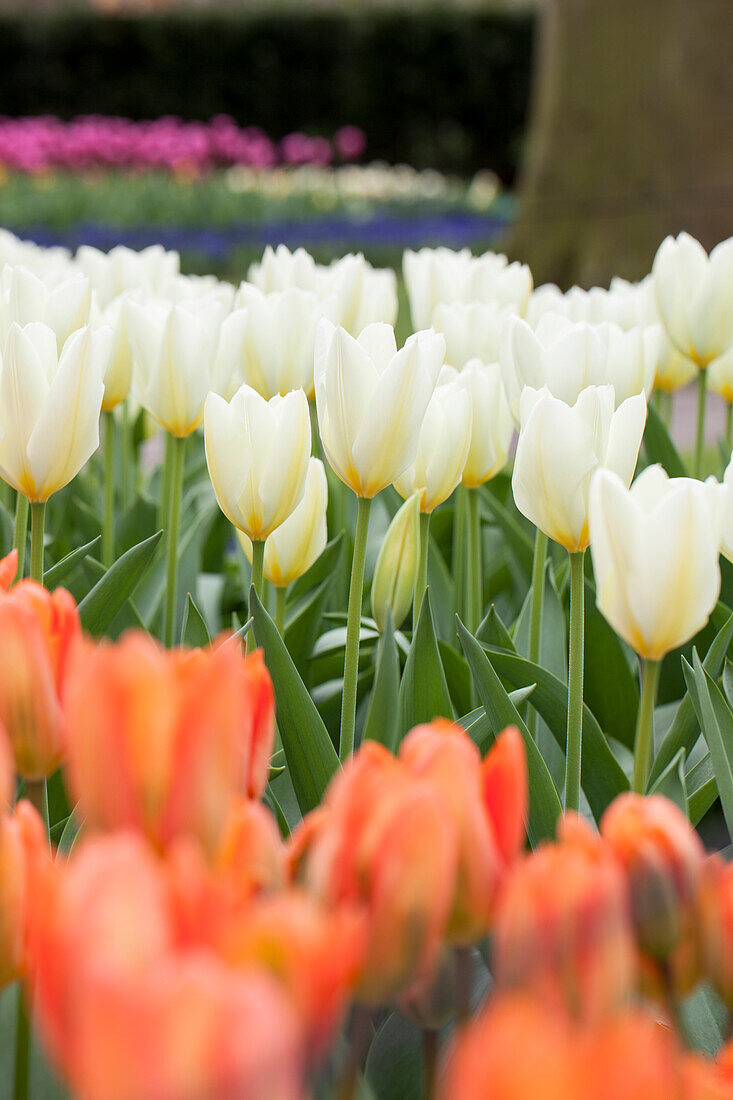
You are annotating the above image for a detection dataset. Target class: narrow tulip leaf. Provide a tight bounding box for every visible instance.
[683,651,733,838]
[457,616,562,844]
[687,753,718,826]
[582,578,639,750]
[250,586,339,814]
[723,658,733,710]
[43,536,101,589]
[481,489,534,576]
[363,607,401,752]
[459,687,536,752]
[649,612,733,786]
[181,593,211,648]
[679,983,728,1055]
[78,531,162,637]
[55,808,84,856]
[286,576,336,678]
[648,748,688,815]
[0,500,13,557]
[397,590,454,742]
[514,572,567,683]
[643,401,687,479]
[476,604,516,652]
[438,640,473,717]
[482,647,629,821]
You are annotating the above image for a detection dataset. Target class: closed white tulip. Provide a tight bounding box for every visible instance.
[0,322,110,502]
[235,284,334,399]
[1,265,91,349]
[394,374,472,512]
[611,275,697,393]
[89,292,135,411]
[248,244,320,294]
[323,253,398,334]
[238,457,327,587]
[76,243,180,308]
[204,383,311,541]
[403,246,532,330]
[433,301,514,369]
[127,299,247,436]
[512,385,647,553]
[314,319,445,499]
[589,465,726,660]
[447,360,514,487]
[652,233,733,367]
[371,492,421,631]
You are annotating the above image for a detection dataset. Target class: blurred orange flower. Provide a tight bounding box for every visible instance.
[697,856,733,1008]
[0,799,47,989]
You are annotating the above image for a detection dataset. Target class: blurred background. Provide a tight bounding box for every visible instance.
[0,0,729,288]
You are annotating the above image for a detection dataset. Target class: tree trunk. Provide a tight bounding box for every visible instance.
[510,0,733,288]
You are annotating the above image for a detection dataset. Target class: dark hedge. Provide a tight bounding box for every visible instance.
[0,10,534,180]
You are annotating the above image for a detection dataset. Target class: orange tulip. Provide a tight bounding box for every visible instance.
[28,833,305,1100]
[0,579,79,777]
[697,856,733,1008]
[0,723,14,807]
[0,548,17,589]
[0,799,46,988]
[400,721,526,943]
[63,632,275,853]
[295,740,458,1003]
[440,993,583,1100]
[601,792,705,992]
[493,812,636,1021]
[580,1008,684,1100]
[683,1047,733,1100]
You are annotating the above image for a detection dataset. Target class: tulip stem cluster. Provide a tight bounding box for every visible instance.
[694,369,708,478]
[527,529,548,737]
[632,658,661,794]
[565,550,585,812]
[102,411,116,568]
[163,436,186,648]
[13,496,28,582]
[340,496,372,760]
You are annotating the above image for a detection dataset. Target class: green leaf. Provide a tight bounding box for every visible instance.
[456,616,562,844]
[476,604,516,651]
[78,531,162,637]
[56,808,83,856]
[250,586,339,814]
[44,536,101,588]
[648,748,688,815]
[438,640,472,717]
[582,579,638,750]
[181,593,211,648]
[483,647,629,821]
[643,400,687,478]
[514,571,567,683]
[482,488,534,576]
[679,983,729,1055]
[683,651,733,837]
[363,608,401,752]
[286,575,335,678]
[649,613,733,786]
[687,753,717,826]
[397,591,454,741]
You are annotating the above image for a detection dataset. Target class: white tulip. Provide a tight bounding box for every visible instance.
[612,275,697,393]
[394,374,472,513]
[127,299,247,436]
[204,383,311,541]
[76,244,180,308]
[238,457,327,587]
[403,246,532,330]
[589,465,726,660]
[315,320,444,499]
[0,265,91,349]
[89,292,135,411]
[0,322,109,502]
[371,492,421,631]
[652,233,733,367]
[512,385,647,553]
[248,244,320,294]
[444,360,513,487]
[323,253,398,334]
[235,284,334,399]
[160,273,235,311]
[432,301,514,369]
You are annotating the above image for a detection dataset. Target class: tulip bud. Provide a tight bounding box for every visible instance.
[454,360,514,488]
[579,1008,684,1100]
[0,725,14,808]
[589,465,726,660]
[512,385,647,552]
[0,548,17,590]
[482,726,527,871]
[205,383,311,541]
[63,631,275,853]
[0,580,79,778]
[89,292,134,410]
[248,244,319,294]
[696,857,733,1007]
[322,252,398,335]
[601,793,705,983]
[652,233,733,367]
[432,300,512,369]
[314,319,444,498]
[403,247,531,331]
[394,375,472,513]
[0,799,46,989]
[371,492,421,631]
[494,813,636,1021]
[238,457,328,588]
[0,322,109,502]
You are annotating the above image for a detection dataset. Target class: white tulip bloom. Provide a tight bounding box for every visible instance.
[314,319,445,499]
[238,457,328,587]
[612,275,697,393]
[127,299,247,436]
[76,244,180,308]
[248,244,320,294]
[432,300,514,369]
[394,374,472,513]
[0,265,91,349]
[442,360,513,487]
[371,492,421,632]
[323,253,398,334]
[512,385,647,553]
[403,246,532,330]
[0,322,110,502]
[652,233,733,367]
[589,465,726,660]
[205,384,311,542]
[89,292,136,411]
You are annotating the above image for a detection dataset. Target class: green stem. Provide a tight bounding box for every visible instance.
[102,410,115,568]
[726,403,733,457]
[29,503,45,585]
[120,401,131,511]
[452,484,467,625]
[13,494,29,581]
[158,432,174,533]
[467,489,483,632]
[564,550,585,812]
[527,528,548,738]
[422,1029,439,1100]
[693,369,707,478]
[247,539,265,654]
[309,399,322,462]
[632,658,661,794]
[13,986,30,1100]
[414,511,431,620]
[163,435,186,648]
[274,585,286,636]
[340,496,372,760]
